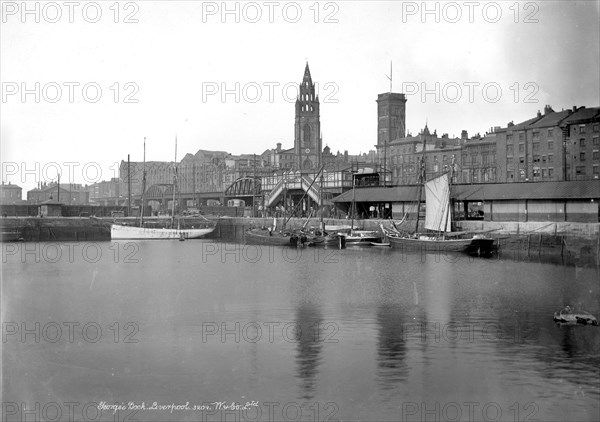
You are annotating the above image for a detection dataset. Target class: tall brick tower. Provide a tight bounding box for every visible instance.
[295,63,321,171]
[377,92,407,147]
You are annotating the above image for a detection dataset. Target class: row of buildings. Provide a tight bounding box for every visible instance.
[377,93,599,185]
[2,64,599,214]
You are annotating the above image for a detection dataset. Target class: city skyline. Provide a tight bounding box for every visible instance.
[2,1,599,193]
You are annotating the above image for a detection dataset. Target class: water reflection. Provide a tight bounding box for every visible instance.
[294,303,323,400]
[376,304,409,389]
[3,241,599,421]
[289,266,324,401]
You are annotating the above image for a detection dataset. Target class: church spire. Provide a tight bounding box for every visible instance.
[303,62,312,84]
[295,63,321,171]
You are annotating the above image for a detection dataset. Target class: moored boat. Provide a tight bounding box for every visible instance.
[1,231,23,242]
[342,230,382,245]
[245,228,305,246]
[553,306,598,326]
[386,151,494,255]
[111,223,215,240]
[110,136,216,240]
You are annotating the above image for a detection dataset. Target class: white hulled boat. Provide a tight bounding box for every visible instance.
[111,136,216,240]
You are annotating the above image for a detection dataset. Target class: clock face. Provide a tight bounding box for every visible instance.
[305,148,310,154]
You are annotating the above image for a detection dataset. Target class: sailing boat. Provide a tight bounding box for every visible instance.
[111,137,216,240]
[386,156,494,254]
[245,170,305,246]
[306,170,344,247]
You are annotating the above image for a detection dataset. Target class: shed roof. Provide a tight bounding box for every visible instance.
[332,180,600,203]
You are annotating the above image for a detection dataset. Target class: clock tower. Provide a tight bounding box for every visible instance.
[294,63,321,171]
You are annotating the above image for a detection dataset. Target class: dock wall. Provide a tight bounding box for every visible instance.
[2,216,599,259]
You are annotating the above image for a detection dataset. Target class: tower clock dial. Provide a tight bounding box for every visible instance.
[305,148,310,154]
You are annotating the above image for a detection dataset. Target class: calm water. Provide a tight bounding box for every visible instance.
[2,241,599,421]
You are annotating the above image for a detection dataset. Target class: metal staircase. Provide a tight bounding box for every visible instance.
[264,172,322,207]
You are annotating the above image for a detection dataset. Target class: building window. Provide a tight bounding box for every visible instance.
[548,141,554,150]
[580,126,586,134]
[594,165,599,176]
[519,157,525,164]
[580,152,586,161]
[532,131,540,140]
[548,128,553,137]
[507,157,514,166]
[548,168,554,177]
[580,138,586,147]
[594,124,599,132]
[533,142,540,152]
[594,137,599,146]
[507,145,514,155]
[541,168,547,178]
[519,144,525,153]
[507,133,513,142]
[593,150,599,160]
[519,132,524,141]
[548,154,554,163]
[533,167,540,177]
[533,155,541,163]
[507,171,514,180]
[576,166,586,176]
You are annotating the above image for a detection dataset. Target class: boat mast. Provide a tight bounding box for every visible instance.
[282,171,287,231]
[441,155,455,238]
[350,163,356,235]
[319,169,324,233]
[127,154,131,217]
[140,138,146,227]
[414,136,427,234]
[171,135,178,229]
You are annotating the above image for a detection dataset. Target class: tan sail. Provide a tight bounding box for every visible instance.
[424,173,451,232]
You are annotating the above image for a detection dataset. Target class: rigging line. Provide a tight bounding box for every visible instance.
[284,165,325,227]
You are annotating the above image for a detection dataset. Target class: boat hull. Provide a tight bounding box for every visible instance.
[111,224,215,240]
[245,229,304,246]
[1,231,22,242]
[308,233,343,246]
[342,230,382,245]
[389,236,493,253]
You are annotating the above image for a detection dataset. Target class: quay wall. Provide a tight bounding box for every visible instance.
[2,216,599,259]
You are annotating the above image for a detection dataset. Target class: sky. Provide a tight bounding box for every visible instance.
[1,0,599,193]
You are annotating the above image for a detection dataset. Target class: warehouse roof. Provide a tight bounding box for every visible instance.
[332,180,600,203]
